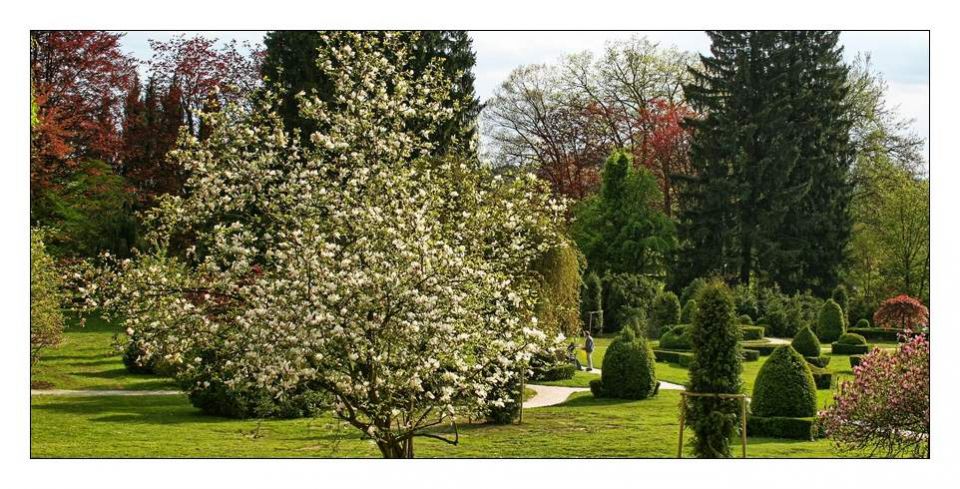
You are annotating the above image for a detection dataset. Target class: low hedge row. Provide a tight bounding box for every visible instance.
[810,366,833,389]
[742,349,760,362]
[530,363,577,381]
[740,325,765,340]
[747,415,822,440]
[849,355,864,368]
[804,355,831,368]
[832,343,870,355]
[653,349,694,367]
[658,325,692,351]
[848,327,900,342]
[740,341,779,355]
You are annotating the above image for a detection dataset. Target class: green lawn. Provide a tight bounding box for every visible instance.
[31,323,881,458]
[30,315,178,391]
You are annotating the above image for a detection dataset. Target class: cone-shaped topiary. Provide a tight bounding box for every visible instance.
[791,326,821,358]
[751,345,817,417]
[686,282,743,458]
[816,299,846,343]
[592,328,658,399]
[681,299,699,324]
[650,291,681,339]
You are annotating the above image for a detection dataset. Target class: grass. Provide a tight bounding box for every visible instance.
[30,323,883,458]
[30,315,178,391]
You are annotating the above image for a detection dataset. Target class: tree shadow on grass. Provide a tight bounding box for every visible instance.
[32,395,234,426]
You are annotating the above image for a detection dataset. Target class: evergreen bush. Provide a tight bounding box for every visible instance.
[739,314,754,325]
[680,299,699,324]
[686,282,743,458]
[650,291,681,339]
[680,278,708,306]
[791,326,822,357]
[816,299,846,343]
[658,325,692,350]
[591,328,658,399]
[740,325,765,340]
[751,345,817,418]
[600,273,659,333]
[580,272,604,333]
[836,332,867,345]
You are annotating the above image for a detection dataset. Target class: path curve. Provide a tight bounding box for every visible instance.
[523,369,686,409]
[31,389,182,397]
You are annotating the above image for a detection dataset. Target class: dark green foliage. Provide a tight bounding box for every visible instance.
[836,332,867,345]
[848,327,900,342]
[810,366,833,390]
[740,326,764,340]
[185,378,328,419]
[530,363,577,382]
[849,355,864,368]
[739,314,753,325]
[600,272,660,333]
[732,284,759,319]
[747,416,820,440]
[740,340,779,356]
[592,328,658,400]
[856,318,870,329]
[573,150,676,279]
[580,272,604,333]
[262,31,481,157]
[589,379,604,397]
[805,356,831,368]
[831,343,870,355]
[680,278,708,306]
[658,325,692,351]
[791,326,822,357]
[742,349,760,362]
[817,299,846,343]
[653,349,695,367]
[678,31,853,295]
[751,346,817,417]
[832,285,849,319]
[532,240,584,336]
[650,291,681,339]
[680,299,699,324]
[686,283,743,458]
[485,374,523,424]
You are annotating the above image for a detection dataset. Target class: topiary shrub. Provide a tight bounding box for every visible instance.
[855,318,870,329]
[654,349,694,367]
[836,332,867,345]
[805,356,831,368]
[680,299,699,324]
[791,326,821,358]
[580,272,604,333]
[848,327,900,342]
[685,282,743,458]
[832,343,870,355]
[752,346,817,418]
[810,366,833,389]
[591,328,658,399]
[601,273,659,333]
[650,291,681,339]
[740,325,764,340]
[739,314,753,325]
[658,325,692,350]
[816,299,846,343]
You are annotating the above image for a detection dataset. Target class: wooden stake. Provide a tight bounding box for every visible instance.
[740,397,747,458]
[677,394,686,458]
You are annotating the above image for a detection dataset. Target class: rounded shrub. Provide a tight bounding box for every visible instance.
[835,332,867,345]
[650,291,681,339]
[855,318,870,329]
[591,328,658,399]
[739,314,753,325]
[681,299,699,324]
[791,326,822,358]
[658,325,692,350]
[751,345,817,418]
[686,282,743,458]
[816,299,846,343]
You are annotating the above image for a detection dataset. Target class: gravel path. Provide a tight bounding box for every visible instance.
[31,389,182,397]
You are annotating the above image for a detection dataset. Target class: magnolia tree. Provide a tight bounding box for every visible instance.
[819,334,929,457]
[83,32,566,458]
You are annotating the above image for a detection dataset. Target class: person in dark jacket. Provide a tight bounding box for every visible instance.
[584,331,595,371]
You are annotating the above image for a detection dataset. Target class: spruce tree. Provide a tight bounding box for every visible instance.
[262,31,480,158]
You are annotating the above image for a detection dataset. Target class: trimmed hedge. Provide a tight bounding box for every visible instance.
[653,349,694,367]
[530,363,577,381]
[836,332,867,345]
[591,328,658,399]
[816,299,846,343]
[810,366,833,389]
[791,326,821,357]
[739,314,754,325]
[848,327,900,342]
[747,415,821,440]
[855,318,870,329]
[740,340,778,356]
[804,356,831,368]
[831,342,870,355]
[742,349,760,362]
[658,325,692,350]
[849,355,864,368]
[740,325,765,340]
[751,346,818,417]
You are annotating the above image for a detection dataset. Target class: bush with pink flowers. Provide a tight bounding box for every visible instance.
[819,334,929,457]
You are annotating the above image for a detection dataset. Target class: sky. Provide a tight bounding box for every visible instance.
[119,30,929,156]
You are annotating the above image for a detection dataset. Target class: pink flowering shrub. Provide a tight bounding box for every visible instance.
[819,334,929,457]
[873,294,929,333]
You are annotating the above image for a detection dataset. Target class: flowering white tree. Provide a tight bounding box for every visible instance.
[86,32,566,458]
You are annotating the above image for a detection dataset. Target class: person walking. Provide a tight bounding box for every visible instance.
[584,331,595,371]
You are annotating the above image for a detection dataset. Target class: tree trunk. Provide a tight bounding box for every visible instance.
[377,438,414,458]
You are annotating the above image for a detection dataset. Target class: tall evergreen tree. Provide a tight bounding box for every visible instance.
[262,31,481,158]
[677,31,854,294]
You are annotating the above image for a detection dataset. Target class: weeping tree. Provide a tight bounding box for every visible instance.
[83,32,566,458]
[685,282,744,458]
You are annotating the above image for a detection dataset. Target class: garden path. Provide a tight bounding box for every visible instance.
[524,370,685,409]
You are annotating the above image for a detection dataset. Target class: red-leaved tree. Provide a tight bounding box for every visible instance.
[873,294,929,333]
[819,333,929,457]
